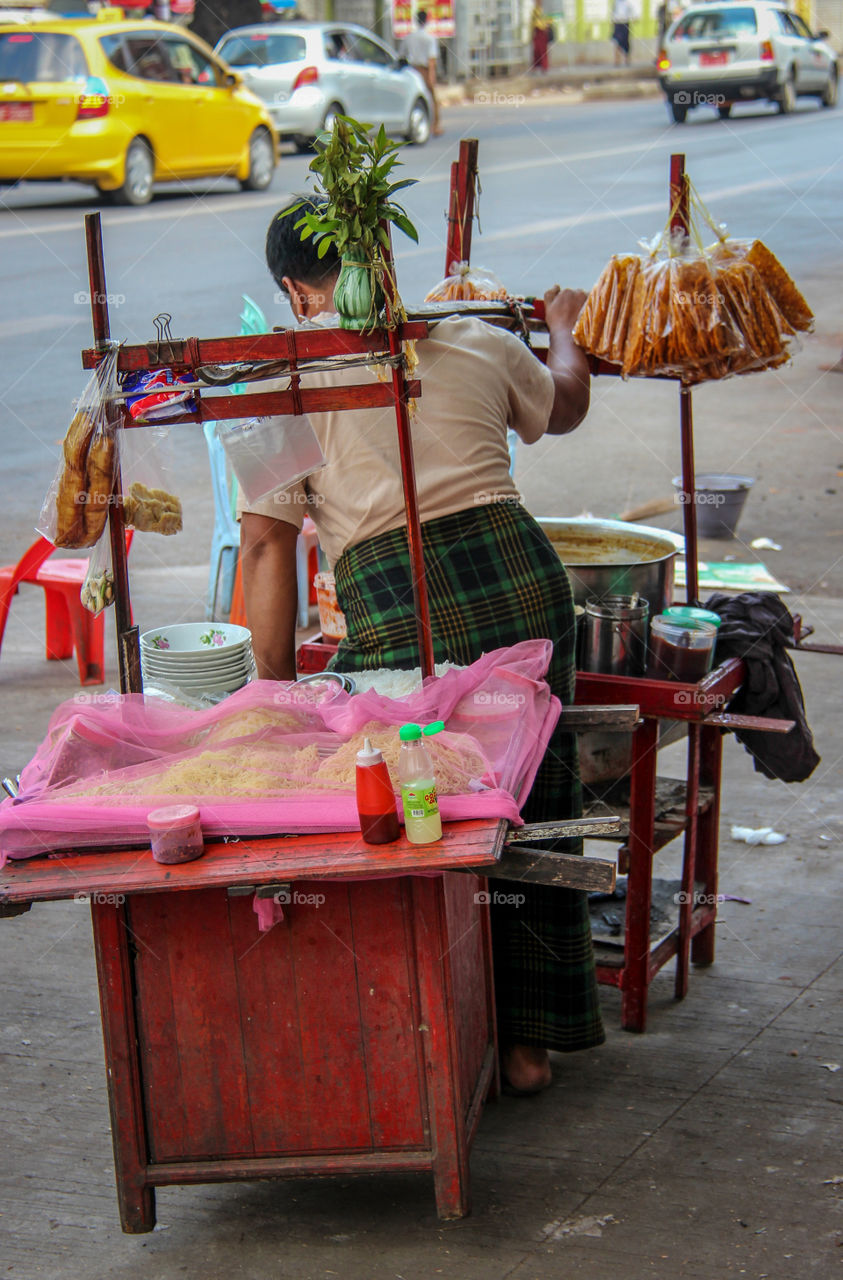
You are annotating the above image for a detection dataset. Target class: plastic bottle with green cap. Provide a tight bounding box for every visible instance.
[398,721,443,844]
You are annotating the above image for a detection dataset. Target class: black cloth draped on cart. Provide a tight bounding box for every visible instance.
[705,592,820,783]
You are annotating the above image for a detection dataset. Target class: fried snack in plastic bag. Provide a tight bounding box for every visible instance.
[719,263,792,378]
[746,240,813,332]
[572,254,641,364]
[83,420,116,545]
[123,482,182,535]
[664,255,744,376]
[621,255,669,376]
[118,422,183,536]
[80,535,115,616]
[579,241,803,382]
[713,238,813,334]
[425,261,508,302]
[39,345,120,549]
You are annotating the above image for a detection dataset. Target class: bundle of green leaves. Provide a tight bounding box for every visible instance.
[293,116,418,263]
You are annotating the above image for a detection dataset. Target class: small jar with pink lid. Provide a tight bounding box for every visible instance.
[147,804,204,864]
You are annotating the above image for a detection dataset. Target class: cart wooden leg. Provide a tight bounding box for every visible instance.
[675,722,700,1001]
[479,878,501,1103]
[691,725,724,968]
[90,900,156,1234]
[622,717,659,1033]
[410,878,472,1219]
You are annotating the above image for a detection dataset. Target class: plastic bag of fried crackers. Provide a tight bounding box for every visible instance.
[118,421,183,537]
[425,261,508,302]
[609,224,749,380]
[572,254,641,365]
[38,344,120,549]
[574,222,808,382]
[712,238,813,334]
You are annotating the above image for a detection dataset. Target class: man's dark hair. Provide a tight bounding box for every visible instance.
[266,197,341,296]
[416,9,428,25]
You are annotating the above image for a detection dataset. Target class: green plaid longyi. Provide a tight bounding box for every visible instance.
[331,501,604,1053]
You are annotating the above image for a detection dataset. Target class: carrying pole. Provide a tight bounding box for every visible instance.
[669,154,700,605]
[381,230,435,679]
[84,213,141,694]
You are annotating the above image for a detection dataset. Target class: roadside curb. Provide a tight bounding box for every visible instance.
[438,66,662,109]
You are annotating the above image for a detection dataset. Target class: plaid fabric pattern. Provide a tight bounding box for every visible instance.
[331,501,604,1053]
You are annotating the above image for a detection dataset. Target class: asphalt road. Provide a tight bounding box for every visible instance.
[2,92,841,597]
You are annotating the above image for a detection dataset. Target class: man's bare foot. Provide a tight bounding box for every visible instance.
[501,1044,552,1094]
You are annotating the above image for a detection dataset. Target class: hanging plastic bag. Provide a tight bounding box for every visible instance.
[39,345,120,549]
[80,534,115,616]
[425,261,507,302]
[218,414,326,505]
[573,187,807,383]
[118,421,183,536]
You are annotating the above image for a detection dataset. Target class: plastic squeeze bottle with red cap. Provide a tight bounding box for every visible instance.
[355,737,400,844]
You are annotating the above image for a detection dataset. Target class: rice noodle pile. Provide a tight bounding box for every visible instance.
[315,723,490,793]
[60,719,491,802]
[73,743,327,799]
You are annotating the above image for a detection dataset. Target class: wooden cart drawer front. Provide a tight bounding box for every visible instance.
[129,881,429,1162]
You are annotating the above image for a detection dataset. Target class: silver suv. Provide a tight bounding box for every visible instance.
[657,1,838,121]
[215,22,433,149]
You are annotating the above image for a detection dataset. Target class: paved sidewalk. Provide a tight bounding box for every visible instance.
[1,273,840,1280]
[1,589,841,1279]
[438,61,662,108]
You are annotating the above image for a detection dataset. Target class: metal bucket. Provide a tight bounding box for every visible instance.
[671,474,754,539]
[537,518,678,613]
[582,595,649,678]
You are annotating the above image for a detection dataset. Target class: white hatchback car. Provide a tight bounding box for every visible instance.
[657,1,838,121]
[215,22,433,149]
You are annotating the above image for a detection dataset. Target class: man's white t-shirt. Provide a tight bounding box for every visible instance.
[241,316,555,568]
[403,27,438,67]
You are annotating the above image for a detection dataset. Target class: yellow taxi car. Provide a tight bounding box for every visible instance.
[0,19,278,204]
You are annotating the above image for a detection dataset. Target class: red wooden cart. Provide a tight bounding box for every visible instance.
[0,207,622,1231]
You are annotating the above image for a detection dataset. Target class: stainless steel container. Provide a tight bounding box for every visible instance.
[537,518,678,613]
[582,595,649,677]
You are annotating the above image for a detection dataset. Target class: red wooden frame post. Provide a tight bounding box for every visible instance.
[675,721,700,999]
[444,139,479,278]
[691,723,724,967]
[91,900,156,1232]
[84,213,141,693]
[622,716,659,1033]
[669,154,700,605]
[381,230,436,679]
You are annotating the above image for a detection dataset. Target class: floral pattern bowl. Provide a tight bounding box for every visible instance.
[140,623,251,656]
[140,623,255,698]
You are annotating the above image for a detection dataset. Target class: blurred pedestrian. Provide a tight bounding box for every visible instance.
[612,0,634,66]
[403,9,443,136]
[530,0,552,73]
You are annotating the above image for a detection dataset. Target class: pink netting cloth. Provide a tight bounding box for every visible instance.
[0,641,560,863]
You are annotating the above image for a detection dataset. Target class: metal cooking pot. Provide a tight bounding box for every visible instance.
[537,518,678,614]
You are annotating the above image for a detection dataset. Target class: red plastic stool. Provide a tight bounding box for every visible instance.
[0,534,132,687]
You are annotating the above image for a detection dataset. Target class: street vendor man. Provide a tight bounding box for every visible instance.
[240,199,604,1094]
[402,8,443,137]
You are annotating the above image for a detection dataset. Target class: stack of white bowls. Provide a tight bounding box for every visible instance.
[140,623,254,697]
